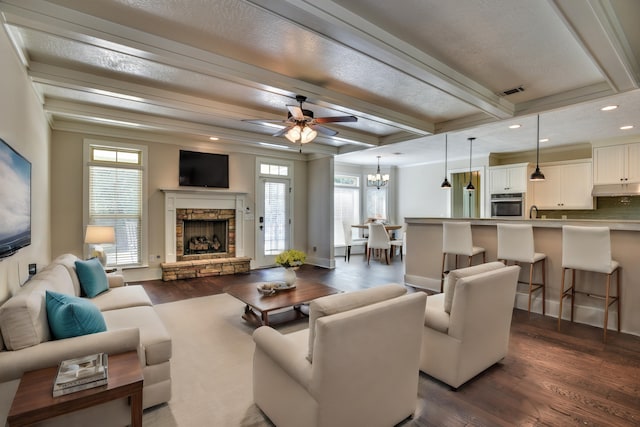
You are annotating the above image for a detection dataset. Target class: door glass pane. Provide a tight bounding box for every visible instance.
[264,181,287,255]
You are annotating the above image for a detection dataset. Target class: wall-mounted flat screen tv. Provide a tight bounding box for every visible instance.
[0,138,31,259]
[179,150,229,188]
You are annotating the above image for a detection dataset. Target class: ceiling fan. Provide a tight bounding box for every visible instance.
[245,95,357,144]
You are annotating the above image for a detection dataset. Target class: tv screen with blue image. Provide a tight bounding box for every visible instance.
[0,138,31,258]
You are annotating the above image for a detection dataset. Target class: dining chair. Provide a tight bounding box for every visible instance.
[558,225,620,342]
[390,224,406,261]
[367,223,391,265]
[342,221,366,262]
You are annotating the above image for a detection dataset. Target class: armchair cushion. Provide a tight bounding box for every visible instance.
[443,261,505,313]
[306,283,406,361]
[75,258,109,298]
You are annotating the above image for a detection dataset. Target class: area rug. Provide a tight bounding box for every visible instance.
[142,294,306,427]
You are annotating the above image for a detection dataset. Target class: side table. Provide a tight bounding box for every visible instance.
[7,351,143,427]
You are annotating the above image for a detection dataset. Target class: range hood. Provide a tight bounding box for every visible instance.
[591,183,640,197]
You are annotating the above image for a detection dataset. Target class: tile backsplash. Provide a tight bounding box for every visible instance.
[538,196,640,220]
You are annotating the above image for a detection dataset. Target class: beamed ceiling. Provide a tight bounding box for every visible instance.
[1,0,639,166]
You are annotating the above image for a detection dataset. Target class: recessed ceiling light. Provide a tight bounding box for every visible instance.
[209,136,219,141]
[509,124,521,129]
[601,105,618,111]
[620,125,634,130]
[539,138,549,143]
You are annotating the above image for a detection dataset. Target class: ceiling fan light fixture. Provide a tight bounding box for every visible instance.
[284,125,302,143]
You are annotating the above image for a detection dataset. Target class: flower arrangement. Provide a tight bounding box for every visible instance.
[275,249,306,269]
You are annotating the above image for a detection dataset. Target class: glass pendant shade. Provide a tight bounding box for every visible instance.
[530,115,546,181]
[285,124,318,144]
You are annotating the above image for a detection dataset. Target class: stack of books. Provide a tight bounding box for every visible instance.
[53,353,109,397]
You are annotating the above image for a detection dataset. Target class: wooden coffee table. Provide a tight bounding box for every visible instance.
[225,279,340,327]
[7,351,143,427]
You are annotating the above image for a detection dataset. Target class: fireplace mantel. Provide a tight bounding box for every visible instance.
[163,189,247,263]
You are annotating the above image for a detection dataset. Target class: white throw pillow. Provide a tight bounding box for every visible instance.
[444,262,505,313]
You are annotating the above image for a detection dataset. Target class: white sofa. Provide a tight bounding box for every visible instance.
[0,254,172,426]
[253,283,427,427]
[420,262,520,389]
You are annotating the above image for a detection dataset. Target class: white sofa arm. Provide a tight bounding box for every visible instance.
[107,273,126,288]
[253,327,312,389]
[0,328,140,383]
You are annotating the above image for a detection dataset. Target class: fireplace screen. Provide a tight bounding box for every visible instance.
[183,220,228,255]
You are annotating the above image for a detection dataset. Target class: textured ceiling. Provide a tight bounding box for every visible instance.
[0,0,639,166]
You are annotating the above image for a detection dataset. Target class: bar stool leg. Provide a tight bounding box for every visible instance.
[570,269,576,322]
[541,259,546,316]
[558,267,568,331]
[441,253,447,293]
[528,263,534,318]
[617,269,621,332]
[604,272,611,342]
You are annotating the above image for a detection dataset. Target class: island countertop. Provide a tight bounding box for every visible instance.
[405,217,640,231]
[404,217,640,337]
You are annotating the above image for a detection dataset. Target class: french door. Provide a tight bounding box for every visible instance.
[255,177,291,267]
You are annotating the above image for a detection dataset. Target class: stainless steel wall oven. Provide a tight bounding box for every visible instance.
[491,193,525,218]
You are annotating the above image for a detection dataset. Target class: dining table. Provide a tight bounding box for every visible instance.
[351,224,402,231]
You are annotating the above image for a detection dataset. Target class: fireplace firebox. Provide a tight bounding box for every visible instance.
[176,208,235,261]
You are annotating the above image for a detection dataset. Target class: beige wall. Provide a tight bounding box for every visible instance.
[50,130,314,280]
[306,156,333,267]
[0,27,51,303]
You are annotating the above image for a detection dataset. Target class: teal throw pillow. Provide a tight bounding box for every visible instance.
[75,257,109,298]
[46,291,107,340]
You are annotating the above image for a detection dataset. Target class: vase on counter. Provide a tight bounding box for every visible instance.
[283,268,297,286]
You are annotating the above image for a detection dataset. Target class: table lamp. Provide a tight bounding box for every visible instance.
[84,225,115,266]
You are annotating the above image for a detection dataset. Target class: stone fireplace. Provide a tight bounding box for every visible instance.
[176,209,235,260]
[161,189,250,281]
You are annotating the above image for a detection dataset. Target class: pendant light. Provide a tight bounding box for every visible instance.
[530,114,546,181]
[465,137,475,191]
[440,134,452,188]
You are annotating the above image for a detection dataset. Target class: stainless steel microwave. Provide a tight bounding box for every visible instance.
[491,193,525,218]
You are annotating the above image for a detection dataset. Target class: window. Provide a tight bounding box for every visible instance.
[334,174,360,242]
[366,187,387,221]
[84,141,147,267]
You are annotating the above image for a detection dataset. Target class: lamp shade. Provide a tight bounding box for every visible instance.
[84,225,115,244]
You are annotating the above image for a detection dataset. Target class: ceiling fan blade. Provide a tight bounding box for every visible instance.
[242,119,288,124]
[315,115,358,124]
[287,105,305,121]
[272,126,292,137]
[310,124,338,136]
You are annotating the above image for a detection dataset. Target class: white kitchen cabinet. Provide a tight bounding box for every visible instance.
[531,161,593,210]
[593,143,640,184]
[489,164,528,194]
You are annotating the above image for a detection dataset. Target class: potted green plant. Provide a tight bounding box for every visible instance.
[275,249,306,285]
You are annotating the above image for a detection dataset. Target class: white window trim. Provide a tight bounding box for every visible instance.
[83,139,149,268]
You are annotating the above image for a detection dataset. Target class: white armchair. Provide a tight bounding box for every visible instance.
[253,284,427,427]
[420,262,520,389]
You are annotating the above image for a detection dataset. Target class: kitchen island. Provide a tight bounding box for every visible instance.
[405,217,640,337]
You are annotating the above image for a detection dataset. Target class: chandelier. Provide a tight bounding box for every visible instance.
[367,156,389,189]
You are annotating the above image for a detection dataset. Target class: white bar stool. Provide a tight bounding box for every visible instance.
[558,225,621,342]
[496,223,546,317]
[440,222,485,292]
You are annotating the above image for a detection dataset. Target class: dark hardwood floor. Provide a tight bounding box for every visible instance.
[134,254,640,426]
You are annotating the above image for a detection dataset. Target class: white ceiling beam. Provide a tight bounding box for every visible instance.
[0,0,434,136]
[247,0,515,120]
[550,0,639,92]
